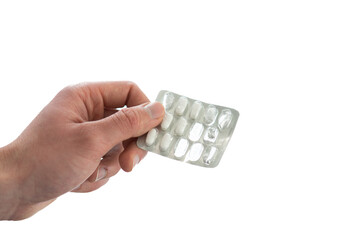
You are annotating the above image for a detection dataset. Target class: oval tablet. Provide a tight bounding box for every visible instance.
[203,105,218,125]
[163,92,175,110]
[136,90,239,168]
[175,96,188,115]
[174,138,189,159]
[189,101,203,120]
[160,133,173,151]
[218,109,233,130]
[145,128,158,146]
[187,143,204,162]
[188,122,204,142]
[161,112,173,130]
[175,117,187,136]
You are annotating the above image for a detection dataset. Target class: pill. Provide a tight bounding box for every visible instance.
[163,92,175,110]
[203,146,218,165]
[203,105,218,125]
[175,117,187,136]
[145,128,158,146]
[160,133,173,151]
[161,112,173,130]
[174,138,189,159]
[175,96,188,115]
[137,90,239,168]
[189,101,203,120]
[218,109,233,130]
[188,122,204,142]
[187,143,204,162]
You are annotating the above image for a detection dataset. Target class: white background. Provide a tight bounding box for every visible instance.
[1,0,360,239]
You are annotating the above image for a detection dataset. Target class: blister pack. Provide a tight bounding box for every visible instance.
[137,90,239,168]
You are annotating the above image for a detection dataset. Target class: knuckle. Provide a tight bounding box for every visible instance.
[124,81,140,92]
[60,85,73,93]
[123,80,136,87]
[72,81,92,90]
[61,82,86,93]
[64,82,93,94]
[58,85,76,97]
[59,83,89,100]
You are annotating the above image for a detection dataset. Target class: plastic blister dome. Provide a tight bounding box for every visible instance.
[137,90,239,168]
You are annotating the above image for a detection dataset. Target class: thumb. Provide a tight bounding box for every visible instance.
[94,102,164,146]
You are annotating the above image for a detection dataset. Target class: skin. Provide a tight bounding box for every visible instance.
[0,81,164,220]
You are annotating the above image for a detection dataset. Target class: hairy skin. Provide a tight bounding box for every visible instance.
[0,81,164,220]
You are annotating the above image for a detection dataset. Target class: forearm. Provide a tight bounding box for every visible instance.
[0,143,57,220]
[0,144,21,220]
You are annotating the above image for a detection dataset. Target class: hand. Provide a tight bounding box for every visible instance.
[0,81,164,220]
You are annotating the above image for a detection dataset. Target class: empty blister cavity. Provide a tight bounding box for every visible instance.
[203,127,219,143]
[218,109,233,130]
[161,112,173,130]
[163,92,175,110]
[174,138,189,159]
[187,143,204,162]
[175,96,188,115]
[145,128,158,146]
[188,122,204,142]
[203,105,218,125]
[160,133,173,152]
[175,117,187,136]
[203,146,218,165]
[189,101,203,120]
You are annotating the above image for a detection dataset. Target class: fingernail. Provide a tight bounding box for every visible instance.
[133,155,140,168]
[145,102,164,119]
[96,167,107,182]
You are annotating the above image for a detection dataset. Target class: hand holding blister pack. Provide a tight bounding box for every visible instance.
[137,91,239,168]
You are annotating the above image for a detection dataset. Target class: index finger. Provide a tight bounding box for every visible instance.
[81,81,150,108]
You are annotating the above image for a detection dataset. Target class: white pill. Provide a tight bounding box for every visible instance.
[175,117,187,136]
[218,109,233,130]
[163,92,175,110]
[145,128,158,146]
[174,138,189,159]
[188,122,204,142]
[187,143,204,162]
[161,112,173,130]
[189,101,203,120]
[160,133,173,151]
[203,105,218,125]
[175,96,188,115]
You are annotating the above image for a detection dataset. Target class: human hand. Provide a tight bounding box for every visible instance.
[0,81,164,220]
